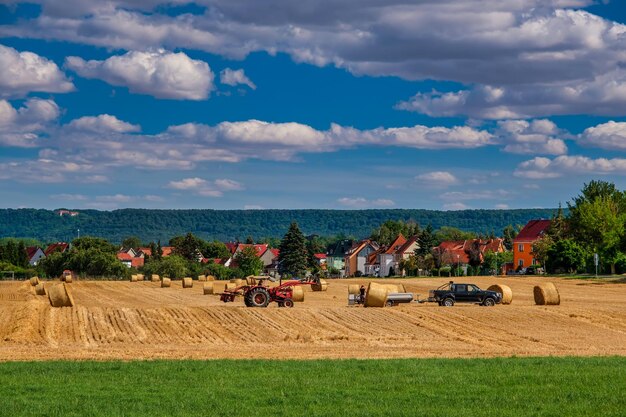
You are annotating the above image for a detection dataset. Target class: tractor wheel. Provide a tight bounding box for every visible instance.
[245,287,271,307]
[283,298,294,308]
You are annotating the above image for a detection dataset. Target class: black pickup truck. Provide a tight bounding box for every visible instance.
[429,281,502,307]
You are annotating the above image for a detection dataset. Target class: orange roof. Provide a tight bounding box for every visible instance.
[396,235,419,254]
[44,242,69,256]
[384,234,407,254]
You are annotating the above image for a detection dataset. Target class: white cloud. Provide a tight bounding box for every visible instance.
[514,155,626,179]
[220,68,256,89]
[167,177,244,198]
[0,44,74,97]
[65,50,214,100]
[416,171,458,185]
[337,197,395,208]
[579,121,626,150]
[495,204,510,209]
[0,98,60,147]
[5,2,625,120]
[51,193,88,201]
[443,202,469,211]
[67,114,140,133]
[495,119,568,155]
[96,194,132,203]
[244,205,264,210]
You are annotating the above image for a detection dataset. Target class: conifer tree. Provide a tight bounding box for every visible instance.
[278,222,308,278]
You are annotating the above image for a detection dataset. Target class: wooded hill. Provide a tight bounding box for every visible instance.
[0,208,557,244]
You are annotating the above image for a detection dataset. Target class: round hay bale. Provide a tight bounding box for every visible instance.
[151,274,160,282]
[136,274,144,281]
[291,285,305,302]
[348,284,361,295]
[64,274,73,283]
[225,282,237,291]
[206,275,215,281]
[182,277,193,288]
[198,274,207,282]
[311,279,328,292]
[203,282,214,295]
[534,282,560,305]
[161,278,171,288]
[488,284,513,305]
[48,283,74,307]
[130,274,138,282]
[365,282,388,308]
[35,283,46,296]
[29,276,40,286]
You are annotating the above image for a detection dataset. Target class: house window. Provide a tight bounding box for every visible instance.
[532,258,536,265]
[518,259,524,267]
[518,244,524,252]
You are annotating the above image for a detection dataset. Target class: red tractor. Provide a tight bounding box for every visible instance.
[220,278,317,308]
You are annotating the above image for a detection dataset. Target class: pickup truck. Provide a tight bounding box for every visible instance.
[429,281,502,307]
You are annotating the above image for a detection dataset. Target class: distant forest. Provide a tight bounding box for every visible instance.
[0,208,559,244]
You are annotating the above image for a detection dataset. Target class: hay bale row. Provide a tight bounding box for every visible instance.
[488,284,513,305]
[182,277,193,288]
[311,279,328,292]
[62,274,72,283]
[206,275,216,281]
[203,283,214,295]
[151,274,160,282]
[534,282,560,305]
[35,283,46,296]
[130,274,138,282]
[29,276,40,286]
[364,282,388,308]
[137,274,144,281]
[198,274,207,282]
[161,278,171,288]
[48,283,74,307]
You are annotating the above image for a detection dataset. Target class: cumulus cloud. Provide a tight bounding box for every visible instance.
[0,98,60,147]
[167,177,244,197]
[495,119,568,155]
[579,121,626,150]
[514,155,626,179]
[0,44,74,97]
[440,190,510,201]
[4,1,624,121]
[65,50,214,100]
[337,197,395,208]
[220,68,256,89]
[416,171,458,185]
[67,114,140,133]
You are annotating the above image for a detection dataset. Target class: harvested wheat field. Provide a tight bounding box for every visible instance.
[0,277,625,361]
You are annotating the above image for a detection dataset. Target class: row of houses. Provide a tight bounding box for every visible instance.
[24,219,551,276]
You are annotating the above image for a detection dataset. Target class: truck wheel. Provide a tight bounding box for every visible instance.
[442,298,455,307]
[283,298,294,308]
[245,287,270,307]
[483,297,495,307]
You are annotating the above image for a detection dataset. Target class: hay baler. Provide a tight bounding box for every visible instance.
[220,278,317,307]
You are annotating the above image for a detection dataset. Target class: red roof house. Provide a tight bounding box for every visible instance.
[513,219,551,269]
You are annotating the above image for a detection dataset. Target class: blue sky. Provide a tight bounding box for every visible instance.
[1,1,626,211]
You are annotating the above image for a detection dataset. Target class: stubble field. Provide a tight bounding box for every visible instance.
[1,276,625,361]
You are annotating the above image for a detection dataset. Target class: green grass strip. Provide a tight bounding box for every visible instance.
[0,356,624,416]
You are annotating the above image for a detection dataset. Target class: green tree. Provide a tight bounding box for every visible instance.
[39,251,67,278]
[72,236,116,253]
[201,241,230,259]
[546,239,586,273]
[278,222,308,278]
[155,240,163,261]
[16,240,29,268]
[174,233,201,261]
[434,226,475,244]
[234,246,264,276]
[548,204,568,241]
[159,255,188,279]
[532,235,554,268]
[122,236,142,249]
[416,224,435,256]
[502,224,518,251]
[245,235,254,244]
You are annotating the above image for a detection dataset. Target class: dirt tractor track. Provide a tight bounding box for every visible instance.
[0,277,625,361]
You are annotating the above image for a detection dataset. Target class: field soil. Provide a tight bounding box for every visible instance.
[0,277,625,361]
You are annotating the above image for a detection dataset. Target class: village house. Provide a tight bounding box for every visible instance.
[44,242,69,257]
[434,238,506,272]
[25,246,46,266]
[224,243,276,269]
[344,239,379,277]
[326,239,354,273]
[513,219,551,270]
